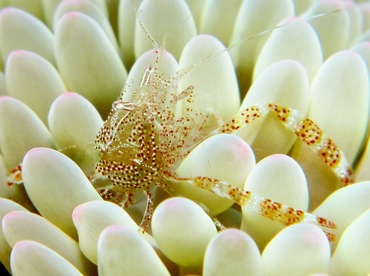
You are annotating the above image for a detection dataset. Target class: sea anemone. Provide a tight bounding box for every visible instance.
[1,0,370,275]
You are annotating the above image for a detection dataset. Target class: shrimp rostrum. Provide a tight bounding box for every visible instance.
[94,48,353,241]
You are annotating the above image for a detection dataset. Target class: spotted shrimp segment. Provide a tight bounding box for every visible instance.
[7,164,23,186]
[220,103,354,185]
[169,175,336,240]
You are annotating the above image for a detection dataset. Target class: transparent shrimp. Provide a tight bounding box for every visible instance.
[92,2,357,240]
[94,44,352,239]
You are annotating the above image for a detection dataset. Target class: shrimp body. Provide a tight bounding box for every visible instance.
[95,57,202,229]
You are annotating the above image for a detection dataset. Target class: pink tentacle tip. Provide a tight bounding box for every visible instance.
[283,16,302,23]
[3,210,20,220]
[27,147,46,156]
[13,240,33,251]
[104,224,125,233]
[61,92,76,98]
[0,7,16,15]
[72,205,83,223]
[234,140,253,155]
[2,211,22,229]
[9,50,29,56]
[0,95,15,102]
